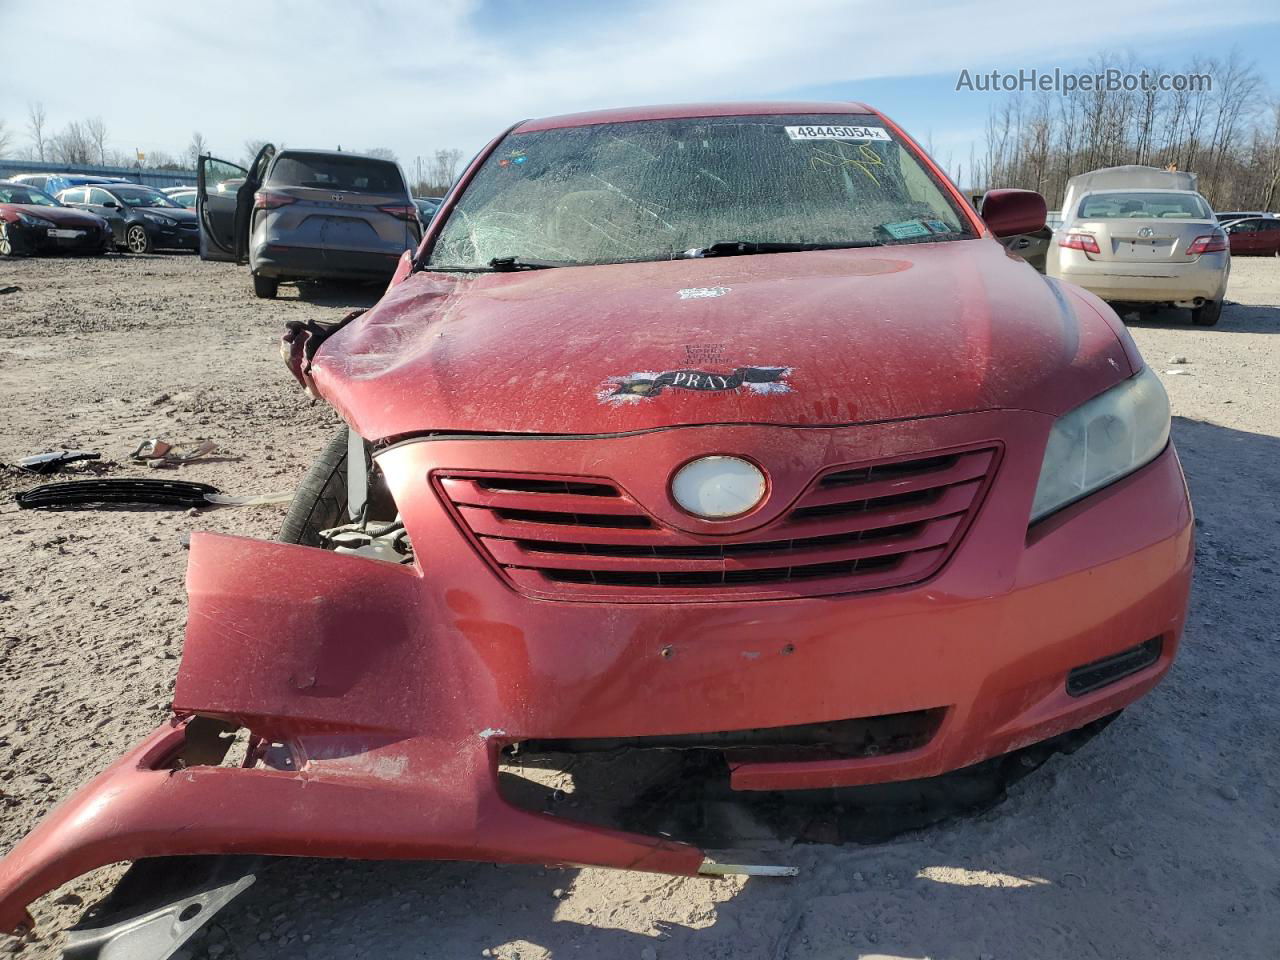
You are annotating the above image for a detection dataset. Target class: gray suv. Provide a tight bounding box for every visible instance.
[197,145,421,298]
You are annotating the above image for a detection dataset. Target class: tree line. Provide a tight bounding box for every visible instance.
[0,102,466,195]
[967,51,1280,212]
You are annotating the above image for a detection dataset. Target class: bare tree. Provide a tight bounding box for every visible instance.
[26,102,48,161]
[187,131,209,166]
[85,116,109,165]
[0,119,12,157]
[50,121,93,164]
[242,139,269,166]
[365,147,398,162]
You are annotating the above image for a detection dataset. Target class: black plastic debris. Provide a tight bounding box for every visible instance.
[16,479,218,510]
[16,450,102,475]
[0,285,20,295]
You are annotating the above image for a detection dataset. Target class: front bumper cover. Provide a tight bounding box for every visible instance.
[0,414,1194,936]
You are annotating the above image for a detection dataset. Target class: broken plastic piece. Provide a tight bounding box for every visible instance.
[203,490,294,506]
[697,860,799,877]
[16,479,218,510]
[16,450,101,475]
[62,856,258,960]
[130,439,220,469]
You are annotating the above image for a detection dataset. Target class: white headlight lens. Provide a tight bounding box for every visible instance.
[671,456,767,519]
[1030,366,1170,522]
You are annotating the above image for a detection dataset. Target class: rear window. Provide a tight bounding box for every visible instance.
[267,153,405,194]
[1078,192,1211,221]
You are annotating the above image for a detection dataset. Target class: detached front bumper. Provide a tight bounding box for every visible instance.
[0,412,1194,935]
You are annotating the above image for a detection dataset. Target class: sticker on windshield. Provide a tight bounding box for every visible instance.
[785,125,892,142]
[880,220,932,240]
[599,366,793,404]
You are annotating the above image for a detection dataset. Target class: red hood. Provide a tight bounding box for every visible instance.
[1,204,105,228]
[311,239,1135,440]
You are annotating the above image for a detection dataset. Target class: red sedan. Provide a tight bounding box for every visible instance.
[1222,215,1280,255]
[0,102,1193,943]
[0,181,112,257]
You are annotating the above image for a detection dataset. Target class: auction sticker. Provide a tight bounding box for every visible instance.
[785,125,892,142]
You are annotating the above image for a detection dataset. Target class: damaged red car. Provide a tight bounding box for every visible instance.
[0,102,1193,949]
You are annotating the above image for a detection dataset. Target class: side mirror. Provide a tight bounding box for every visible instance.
[102,200,118,209]
[980,189,1047,238]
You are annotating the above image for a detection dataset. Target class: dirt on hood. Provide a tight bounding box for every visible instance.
[310,239,1134,440]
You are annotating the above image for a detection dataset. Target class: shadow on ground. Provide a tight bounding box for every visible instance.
[1124,300,1280,334]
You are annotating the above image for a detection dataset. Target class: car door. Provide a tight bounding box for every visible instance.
[1226,218,1263,254]
[1261,219,1280,255]
[85,187,126,243]
[197,144,275,262]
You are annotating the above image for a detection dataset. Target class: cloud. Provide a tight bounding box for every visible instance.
[1,0,1276,166]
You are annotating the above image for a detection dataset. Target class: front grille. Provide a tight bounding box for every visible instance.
[438,445,999,601]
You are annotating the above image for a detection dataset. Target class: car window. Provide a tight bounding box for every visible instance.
[88,188,116,205]
[428,113,973,269]
[0,184,61,206]
[1078,192,1211,220]
[111,186,182,208]
[266,154,405,194]
[1232,219,1260,233]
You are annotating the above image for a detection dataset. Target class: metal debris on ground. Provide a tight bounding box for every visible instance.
[15,450,102,475]
[129,438,221,469]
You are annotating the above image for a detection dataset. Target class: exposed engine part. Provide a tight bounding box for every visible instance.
[319,516,413,563]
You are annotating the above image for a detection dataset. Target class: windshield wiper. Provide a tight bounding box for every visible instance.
[489,256,567,271]
[678,240,883,259]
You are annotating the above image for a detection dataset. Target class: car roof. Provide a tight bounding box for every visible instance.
[1080,188,1203,195]
[515,100,878,133]
[275,148,396,162]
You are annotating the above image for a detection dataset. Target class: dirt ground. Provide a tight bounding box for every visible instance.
[0,251,1277,960]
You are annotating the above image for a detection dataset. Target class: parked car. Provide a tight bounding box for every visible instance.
[1221,215,1280,255]
[197,146,421,298]
[413,196,442,225]
[0,180,113,257]
[1214,209,1275,222]
[162,186,198,208]
[9,173,130,197]
[56,183,200,253]
[0,104,1196,946]
[1047,166,1228,326]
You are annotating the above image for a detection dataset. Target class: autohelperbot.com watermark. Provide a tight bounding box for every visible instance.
[955,67,1212,95]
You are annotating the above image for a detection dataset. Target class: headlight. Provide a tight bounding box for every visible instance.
[16,212,55,228]
[141,212,174,225]
[1030,366,1170,523]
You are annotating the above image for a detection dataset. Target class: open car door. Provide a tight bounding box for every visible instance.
[197,143,275,262]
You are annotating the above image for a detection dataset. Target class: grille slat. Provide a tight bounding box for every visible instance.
[437,447,997,601]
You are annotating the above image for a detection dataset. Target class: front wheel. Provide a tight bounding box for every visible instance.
[126,224,152,254]
[253,273,279,299]
[279,429,351,546]
[0,223,28,257]
[1192,300,1222,327]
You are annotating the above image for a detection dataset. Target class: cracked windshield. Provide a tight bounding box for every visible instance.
[428,114,972,268]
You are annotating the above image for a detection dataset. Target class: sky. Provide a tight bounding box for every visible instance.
[4,0,1280,183]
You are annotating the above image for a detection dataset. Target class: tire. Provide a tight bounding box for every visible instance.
[1192,299,1222,327]
[253,273,279,299]
[0,223,28,257]
[279,429,351,547]
[125,224,153,254]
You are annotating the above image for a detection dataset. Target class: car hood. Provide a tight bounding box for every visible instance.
[311,239,1136,440]
[4,204,106,227]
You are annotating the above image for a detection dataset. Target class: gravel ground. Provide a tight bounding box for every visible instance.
[0,251,1277,960]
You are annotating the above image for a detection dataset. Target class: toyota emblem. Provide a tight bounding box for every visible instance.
[1138,227,1154,238]
[331,193,344,202]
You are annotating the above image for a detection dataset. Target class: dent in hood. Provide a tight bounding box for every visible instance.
[309,239,1134,440]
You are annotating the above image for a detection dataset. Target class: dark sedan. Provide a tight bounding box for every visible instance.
[0,181,113,257]
[56,183,200,253]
